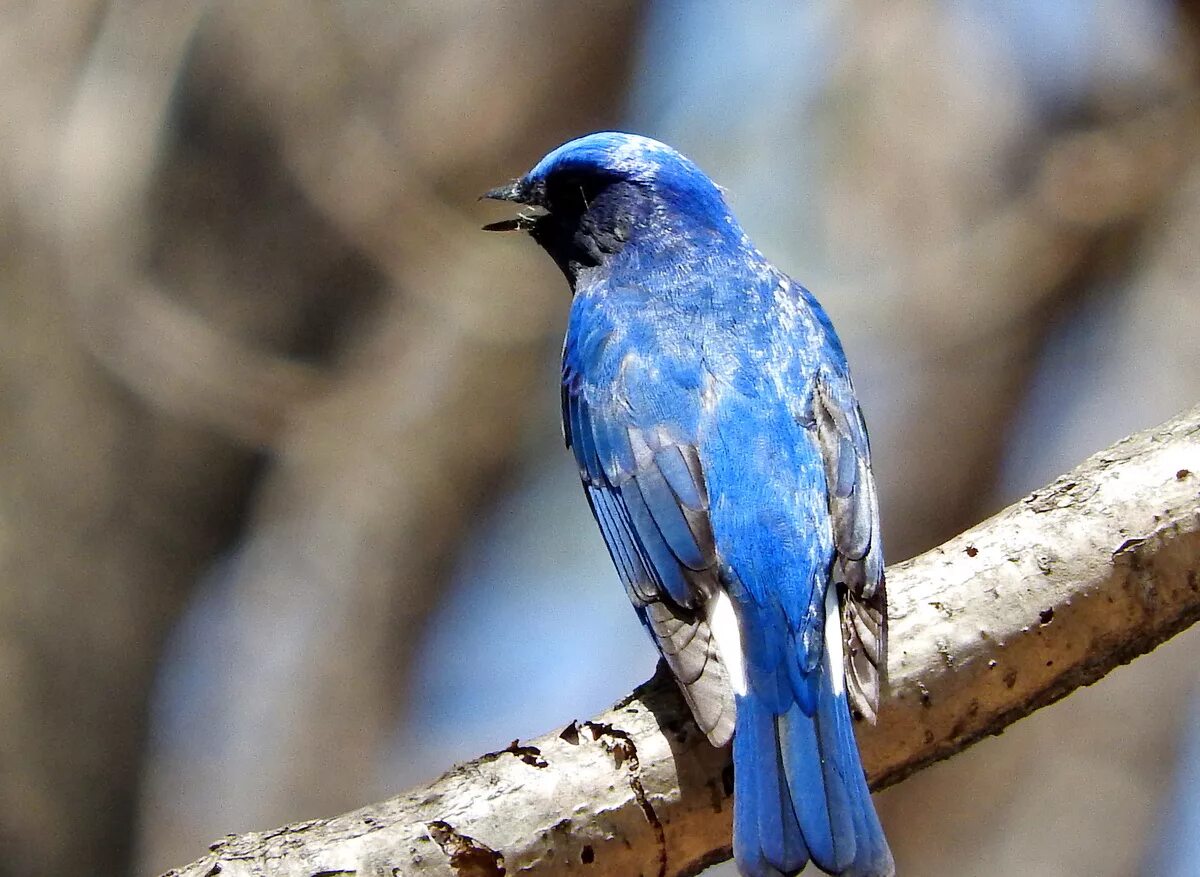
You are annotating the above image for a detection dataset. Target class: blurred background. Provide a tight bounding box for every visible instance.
[2,1,1200,875]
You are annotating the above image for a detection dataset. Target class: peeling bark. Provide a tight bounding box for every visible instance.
[163,406,1200,877]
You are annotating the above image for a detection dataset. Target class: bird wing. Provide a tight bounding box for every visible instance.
[810,370,887,723]
[562,364,736,746]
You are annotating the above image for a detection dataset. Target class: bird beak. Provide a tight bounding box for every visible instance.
[482,215,539,232]
[480,178,542,232]
[481,180,525,203]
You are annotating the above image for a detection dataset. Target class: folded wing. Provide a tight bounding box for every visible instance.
[563,374,736,745]
[811,373,887,723]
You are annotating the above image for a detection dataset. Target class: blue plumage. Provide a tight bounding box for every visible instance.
[484,132,893,877]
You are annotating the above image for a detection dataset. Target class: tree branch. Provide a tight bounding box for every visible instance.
[164,405,1200,877]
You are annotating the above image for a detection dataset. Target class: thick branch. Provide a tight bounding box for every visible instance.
[165,406,1200,877]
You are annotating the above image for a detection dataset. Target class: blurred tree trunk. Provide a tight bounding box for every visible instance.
[134,5,649,872]
[0,6,259,875]
[0,2,354,872]
[879,138,1200,877]
[0,241,260,876]
[0,1,646,875]
[826,5,1200,875]
[816,1,1199,560]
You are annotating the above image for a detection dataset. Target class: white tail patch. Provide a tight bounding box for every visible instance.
[707,590,747,697]
[824,585,845,698]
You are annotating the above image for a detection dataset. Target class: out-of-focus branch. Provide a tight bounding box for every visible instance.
[821,4,1199,561]
[164,406,1200,877]
[134,5,650,871]
[57,0,326,448]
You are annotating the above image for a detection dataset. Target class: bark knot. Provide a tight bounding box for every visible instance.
[480,739,548,768]
[581,721,667,877]
[426,821,505,877]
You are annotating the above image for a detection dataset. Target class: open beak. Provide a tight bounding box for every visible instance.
[482,215,538,232]
[480,179,543,232]
[481,180,524,203]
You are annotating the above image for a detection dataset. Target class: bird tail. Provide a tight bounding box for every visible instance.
[732,662,894,877]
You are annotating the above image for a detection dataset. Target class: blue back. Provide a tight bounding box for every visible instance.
[502,132,892,877]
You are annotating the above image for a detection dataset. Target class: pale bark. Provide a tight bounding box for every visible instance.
[164,406,1200,877]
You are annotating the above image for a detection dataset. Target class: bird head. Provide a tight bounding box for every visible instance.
[482,132,741,286]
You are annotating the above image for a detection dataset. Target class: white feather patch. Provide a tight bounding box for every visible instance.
[824,585,845,698]
[707,591,747,697]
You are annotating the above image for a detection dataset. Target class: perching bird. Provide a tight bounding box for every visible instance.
[483,132,893,877]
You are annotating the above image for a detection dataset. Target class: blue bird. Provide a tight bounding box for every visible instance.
[484,132,893,877]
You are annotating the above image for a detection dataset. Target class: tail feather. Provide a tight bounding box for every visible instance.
[733,670,894,877]
[734,694,806,877]
[780,703,840,869]
[807,656,868,874]
[778,733,812,868]
[828,674,892,876]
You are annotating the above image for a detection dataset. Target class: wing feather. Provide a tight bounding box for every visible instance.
[812,375,888,723]
[564,373,736,744]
